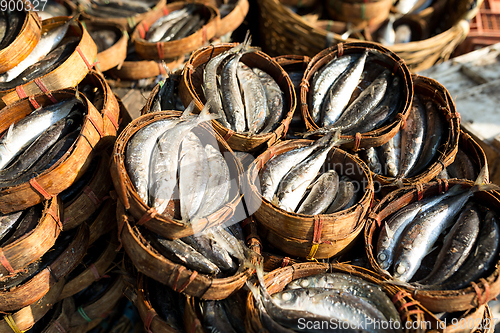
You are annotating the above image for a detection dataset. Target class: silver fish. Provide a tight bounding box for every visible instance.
[237,63,268,134]
[393,171,494,282]
[296,170,339,215]
[221,51,249,132]
[0,15,77,83]
[395,25,412,44]
[378,15,396,46]
[183,232,236,272]
[253,68,284,134]
[376,185,463,271]
[325,180,355,214]
[363,147,382,175]
[259,132,334,202]
[202,37,250,130]
[419,202,480,285]
[149,104,214,214]
[147,8,189,42]
[126,118,179,204]
[179,131,209,222]
[0,99,78,170]
[322,51,367,126]
[286,273,401,324]
[0,211,23,244]
[202,301,237,333]
[277,132,342,212]
[379,131,401,178]
[310,54,358,125]
[193,144,230,222]
[272,288,393,333]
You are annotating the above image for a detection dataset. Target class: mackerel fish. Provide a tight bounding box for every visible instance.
[296,170,339,215]
[237,62,268,134]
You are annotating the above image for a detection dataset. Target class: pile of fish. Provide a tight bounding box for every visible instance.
[437,148,479,181]
[259,132,362,214]
[147,73,186,113]
[87,27,120,53]
[0,98,83,189]
[200,293,247,333]
[248,272,402,332]
[360,96,446,180]
[376,170,499,289]
[142,221,247,277]
[76,0,158,18]
[144,4,208,43]
[0,13,77,89]
[202,38,286,135]
[125,104,232,223]
[306,49,402,136]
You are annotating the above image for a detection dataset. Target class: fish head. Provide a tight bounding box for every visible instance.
[377,249,391,270]
[271,290,301,308]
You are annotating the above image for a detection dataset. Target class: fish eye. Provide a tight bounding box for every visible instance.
[300,280,309,288]
[396,263,406,275]
[281,292,292,301]
[378,252,387,261]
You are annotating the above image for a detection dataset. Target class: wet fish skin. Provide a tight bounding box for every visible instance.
[378,15,396,45]
[447,150,477,180]
[193,144,230,222]
[161,14,192,42]
[237,63,268,134]
[409,101,444,176]
[178,131,209,222]
[286,273,401,324]
[253,68,284,134]
[173,14,202,40]
[393,186,477,282]
[202,301,238,333]
[362,147,382,174]
[397,93,427,179]
[378,132,400,178]
[310,54,359,125]
[277,133,341,212]
[0,11,24,51]
[376,186,463,271]
[259,132,334,202]
[296,170,339,215]
[345,76,402,135]
[272,288,393,333]
[126,118,179,205]
[1,205,42,247]
[325,180,355,214]
[147,230,221,275]
[182,232,236,272]
[0,98,79,170]
[419,202,480,285]
[0,15,76,83]
[439,210,500,290]
[221,52,248,132]
[0,12,8,48]
[146,8,189,42]
[321,51,367,127]
[0,112,80,182]
[203,41,248,130]
[331,70,390,132]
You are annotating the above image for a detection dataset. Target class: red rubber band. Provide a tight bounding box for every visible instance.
[88,113,105,138]
[353,132,362,152]
[282,257,290,267]
[144,310,156,333]
[28,96,40,109]
[34,78,57,103]
[177,271,198,293]
[76,46,94,70]
[84,186,101,206]
[29,178,52,200]
[103,108,119,130]
[53,320,67,333]
[337,43,343,56]
[416,184,424,201]
[313,215,323,244]
[0,248,15,274]
[15,85,27,99]
[137,207,157,226]
[223,129,235,141]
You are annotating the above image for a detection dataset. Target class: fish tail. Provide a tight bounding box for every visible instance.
[472,183,500,193]
[384,177,404,188]
[473,165,490,186]
[181,100,196,119]
[241,30,252,52]
[330,130,351,147]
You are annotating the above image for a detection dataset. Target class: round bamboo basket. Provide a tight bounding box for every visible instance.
[326,0,393,26]
[81,21,128,72]
[247,139,374,259]
[0,10,41,74]
[0,90,105,214]
[440,130,488,182]
[117,202,255,300]
[215,0,249,38]
[0,224,88,312]
[38,298,75,333]
[108,56,184,81]
[256,0,470,72]
[58,232,118,301]
[0,278,65,332]
[110,111,244,240]
[262,252,302,272]
[0,197,61,278]
[87,197,117,245]
[301,42,413,151]
[136,275,184,333]
[245,262,436,333]
[179,43,296,152]
[78,70,120,144]
[79,0,166,32]
[365,180,500,312]
[132,2,220,60]
[0,16,98,107]
[69,274,126,327]
[62,152,113,230]
[369,74,460,186]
